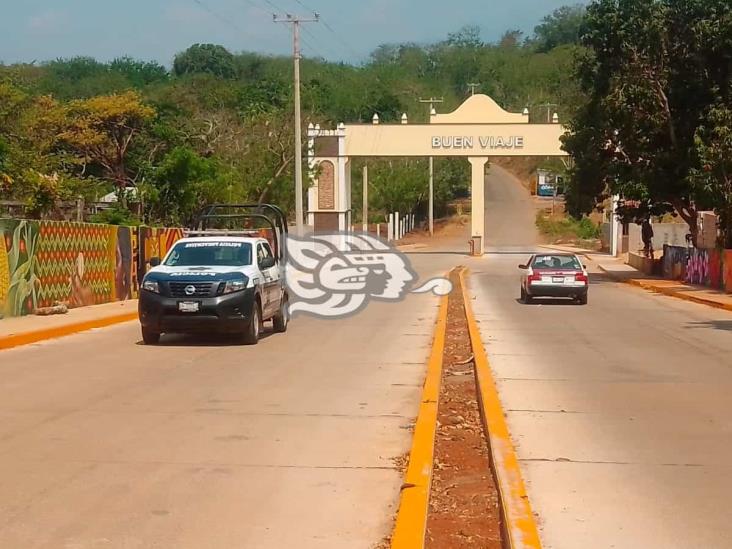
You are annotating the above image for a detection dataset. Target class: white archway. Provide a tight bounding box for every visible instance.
[307,94,568,255]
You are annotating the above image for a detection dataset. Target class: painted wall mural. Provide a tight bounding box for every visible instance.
[662,245,732,293]
[0,220,40,317]
[35,221,118,309]
[0,219,182,318]
[663,245,688,281]
[685,248,710,286]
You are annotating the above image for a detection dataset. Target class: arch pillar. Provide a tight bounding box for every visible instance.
[307,124,351,233]
[469,157,488,256]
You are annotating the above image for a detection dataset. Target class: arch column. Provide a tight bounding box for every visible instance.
[307,124,351,232]
[469,157,488,256]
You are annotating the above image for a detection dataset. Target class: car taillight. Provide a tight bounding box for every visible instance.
[528,270,541,282]
[575,272,588,284]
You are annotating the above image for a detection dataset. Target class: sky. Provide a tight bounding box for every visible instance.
[0,0,582,66]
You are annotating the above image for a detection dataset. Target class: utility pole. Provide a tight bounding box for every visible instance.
[467,83,480,96]
[536,102,559,123]
[419,97,444,236]
[362,165,368,232]
[274,13,319,235]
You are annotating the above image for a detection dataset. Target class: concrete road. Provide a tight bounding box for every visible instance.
[0,252,456,549]
[471,167,732,548]
[484,163,539,251]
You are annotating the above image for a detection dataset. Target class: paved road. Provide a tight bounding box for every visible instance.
[0,253,455,548]
[484,163,539,251]
[471,167,732,548]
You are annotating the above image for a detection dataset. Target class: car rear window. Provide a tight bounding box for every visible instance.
[164,242,252,267]
[531,255,581,270]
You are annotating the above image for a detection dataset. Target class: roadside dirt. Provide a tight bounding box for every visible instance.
[425,270,502,549]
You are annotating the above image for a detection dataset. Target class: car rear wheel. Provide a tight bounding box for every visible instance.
[242,303,262,345]
[521,286,532,304]
[272,293,289,333]
[141,327,160,345]
[577,293,588,305]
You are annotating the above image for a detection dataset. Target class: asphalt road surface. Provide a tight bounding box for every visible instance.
[0,252,455,549]
[473,165,732,548]
[3,164,731,549]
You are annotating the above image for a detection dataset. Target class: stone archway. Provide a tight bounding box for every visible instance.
[307,94,568,255]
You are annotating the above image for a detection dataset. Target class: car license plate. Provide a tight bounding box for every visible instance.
[552,276,564,283]
[178,301,200,313]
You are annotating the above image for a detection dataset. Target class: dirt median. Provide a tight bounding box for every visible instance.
[425,269,502,548]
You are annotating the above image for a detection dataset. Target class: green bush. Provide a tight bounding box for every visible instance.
[536,211,600,241]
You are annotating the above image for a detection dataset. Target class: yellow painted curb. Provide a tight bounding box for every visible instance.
[0,312,138,351]
[626,278,732,312]
[390,281,449,549]
[459,269,543,549]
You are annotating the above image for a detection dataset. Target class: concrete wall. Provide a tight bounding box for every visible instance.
[628,252,657,275]
[629,223,689,254]
[0,219,183,318]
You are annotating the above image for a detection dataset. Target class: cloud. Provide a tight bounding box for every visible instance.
[28,9,70,34]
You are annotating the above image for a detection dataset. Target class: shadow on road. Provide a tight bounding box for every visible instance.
[513,298,583,307]
[135,330,276,347]
[685,320,732,332]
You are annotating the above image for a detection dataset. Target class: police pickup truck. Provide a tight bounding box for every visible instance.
[138,205,289,345]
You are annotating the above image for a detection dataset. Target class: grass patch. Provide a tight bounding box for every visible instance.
[536,210,601,241]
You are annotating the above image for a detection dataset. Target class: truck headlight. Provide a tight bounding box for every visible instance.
[142,280,160,293]
[223,279,247,294]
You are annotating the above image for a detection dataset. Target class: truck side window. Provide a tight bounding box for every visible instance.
[262,242,274,263]
[257,244,266,266]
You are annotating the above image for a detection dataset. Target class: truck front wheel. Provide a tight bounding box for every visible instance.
[242,302,262,345]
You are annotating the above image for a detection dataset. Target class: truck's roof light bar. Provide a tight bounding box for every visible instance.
[183,229,263,237]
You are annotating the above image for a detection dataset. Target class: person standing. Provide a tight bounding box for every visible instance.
[641,218,654,259]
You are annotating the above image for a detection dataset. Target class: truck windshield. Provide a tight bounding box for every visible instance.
[164,242,252,267]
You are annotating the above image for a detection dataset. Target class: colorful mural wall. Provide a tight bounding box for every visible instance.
[0,219,182,318]
[662,245,732,293]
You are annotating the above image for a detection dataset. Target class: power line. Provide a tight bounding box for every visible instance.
[301,25,331,58]
[193,0,245,33]
[240,0,271,15]
[291,0,316,12]
[262,0,287,13]
[283,0,360,60]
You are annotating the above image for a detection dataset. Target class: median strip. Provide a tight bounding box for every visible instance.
[390,278,449,548]
[391,268,541,548]
[460,269,542,549]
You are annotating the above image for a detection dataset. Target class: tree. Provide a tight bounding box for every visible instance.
[59,91,156,189]
[533,4,585,52]
[564,0,732,245]
[109,57,169,87]
[447,25,483,49]
[173,44,237,79]
[500,30,523,49]
[144,146,221,225]
[692,104,732,247]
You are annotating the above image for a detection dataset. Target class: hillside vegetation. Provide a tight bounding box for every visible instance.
[0,5,585,226]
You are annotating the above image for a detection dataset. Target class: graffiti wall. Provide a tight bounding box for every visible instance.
[663,245,688,281]
[0,219,182,318]
[662,245,732,293]
[685,248,710,286]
